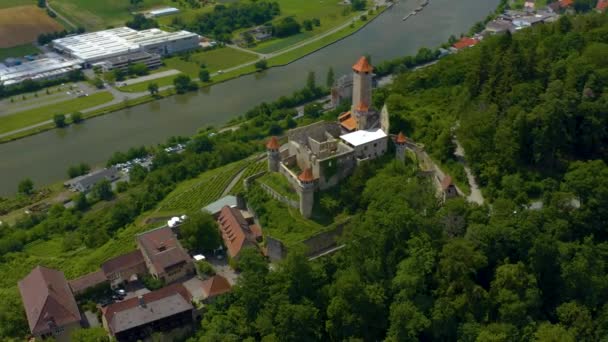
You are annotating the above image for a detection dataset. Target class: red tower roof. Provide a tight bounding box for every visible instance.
[396,132,407,144]
[352,56,373,73]
[355,102,369,112]
[298,168,314,182]
[266,136,279,150]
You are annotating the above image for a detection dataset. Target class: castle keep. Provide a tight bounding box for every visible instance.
[266,57,391,218]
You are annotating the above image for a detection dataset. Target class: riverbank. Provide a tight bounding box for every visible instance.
[0,5,388,144]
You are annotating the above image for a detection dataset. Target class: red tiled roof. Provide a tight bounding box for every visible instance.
[395,132,407,144]
[250,224,263,239]
[298,168,315,182]
[352,56,373,73]
[201,275,232,299]
[218,206,256,258]
[441,175,454,190]
[452,37,478,49]
[338,111,358,132]
[597,0,608,10]
[355,102,369,112]
[18,266,81,335]
[559,0,573,7]
[103,283,192,334]
[101,250,145,277]
[266,136,280,150]
[69,270,108,294]
[136,227,191,275]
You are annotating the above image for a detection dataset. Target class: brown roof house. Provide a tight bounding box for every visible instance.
[101,250,147,288]
[136,227,195,284]
[18,266,82,341]
[441,175,459,201]
[182,274,232,305]
[217,205,262,259]
[69,269,109,296]
[102,283,194,341]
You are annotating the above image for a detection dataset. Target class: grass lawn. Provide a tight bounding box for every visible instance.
[164,47,258,76]
[119,47,258,92]
[258,172,299,200]
[0,92,113,134]
[0,43,40,60]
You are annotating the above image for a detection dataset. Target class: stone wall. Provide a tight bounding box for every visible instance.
[259,182,299,209]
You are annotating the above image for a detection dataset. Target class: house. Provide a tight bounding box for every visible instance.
[484,19,516,35]
[597,0,608,11]
[69,270,109,296]
[441,175,459,201]
[182,274,232,304]
[101,250,147,288]
[101,283,194,341]
[18,266,81,342]
[452,37,479,50]
[64,167,119,193]
[202,195,239,218]
[136,227,195,284]
[217,205,262,259]
[559,0,573,8]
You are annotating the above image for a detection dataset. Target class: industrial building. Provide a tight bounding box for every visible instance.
[96,51,162,72]
[52,27,200,64]
[0,55,81,86]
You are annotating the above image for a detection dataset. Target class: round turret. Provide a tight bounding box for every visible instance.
[266,136,280,172]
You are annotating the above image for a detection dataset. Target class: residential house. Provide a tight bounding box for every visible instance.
[597,0,608,11]
[217,205,262,259]
[64,167,119,193]
[101,283,194,341]
[202,195,239,218]
[136,227,195,284]
[451,37,479,50]
[441,175,459,201]
[182,274,232,305]
[18,266,81,342]
[69,270,109,296]
[101,250,148,288]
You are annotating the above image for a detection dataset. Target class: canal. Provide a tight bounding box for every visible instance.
[0,0,499,196]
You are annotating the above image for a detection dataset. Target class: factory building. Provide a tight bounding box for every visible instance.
[0,56,81,86]
[52,27,199,65]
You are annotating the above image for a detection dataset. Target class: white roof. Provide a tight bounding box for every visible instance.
[149,7,180,16]
[0,57,82,86]
[340,129,387,146]
[52,27,198,62]
[193,255,206,261]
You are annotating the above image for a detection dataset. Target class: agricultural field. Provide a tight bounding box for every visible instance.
[230,159,267,195]
[0,92,114,135]
[0,43,40,60]
[157,159,250,212]
[0,5,63,48]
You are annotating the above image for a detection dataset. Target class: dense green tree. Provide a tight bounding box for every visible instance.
[53,113,66,127]
[180,211,221,252]
[91,179,113,201]
[17,178,34,195]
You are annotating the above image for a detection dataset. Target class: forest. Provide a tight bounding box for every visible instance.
[191,13,608,341]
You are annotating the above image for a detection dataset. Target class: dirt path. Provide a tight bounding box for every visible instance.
[46,1,78,30]
[453,137,484,205]
[221,154,266,196]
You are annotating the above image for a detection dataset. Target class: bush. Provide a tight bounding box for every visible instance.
[71,112,83,124]
[196,260,216,278]
[115,181,129,193]
[255,59,268,70]
[142,274,165,290]
[67,163,90,178]
[53,114,66,128]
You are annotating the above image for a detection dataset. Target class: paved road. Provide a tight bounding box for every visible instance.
[121,69,181,86]
[454,137,484,205]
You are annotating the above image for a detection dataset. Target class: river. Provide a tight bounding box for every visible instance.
[0,0,498,196]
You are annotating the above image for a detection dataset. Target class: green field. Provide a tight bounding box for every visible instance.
[49,0,168,30]
[230,159,267,195]
[0,43,40,60]
[165,47,258,76]
[118,47,257,92]
[0,0,37,9]
[157,159,250,212]
[0,92,114,134]
[258,172,299,200]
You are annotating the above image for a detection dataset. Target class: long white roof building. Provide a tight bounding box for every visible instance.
[52,27,199,63]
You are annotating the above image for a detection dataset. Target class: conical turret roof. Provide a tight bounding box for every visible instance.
[298,168,314,182]
[396,132,407,144]
[266,136,279,150]
[352,56,373,73]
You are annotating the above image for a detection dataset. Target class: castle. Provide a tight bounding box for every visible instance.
[266,57,393,218]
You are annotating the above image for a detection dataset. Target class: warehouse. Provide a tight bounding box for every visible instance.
[0,56,81,86]
[52,27,199,64]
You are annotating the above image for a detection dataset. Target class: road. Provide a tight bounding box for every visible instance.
[454,137,484,205]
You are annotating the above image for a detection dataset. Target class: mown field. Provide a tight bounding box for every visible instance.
[0,92,114,134]
[0,5,63,47]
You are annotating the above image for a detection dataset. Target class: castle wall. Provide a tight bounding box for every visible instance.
[351,136,389,160]
[317,151,356,190]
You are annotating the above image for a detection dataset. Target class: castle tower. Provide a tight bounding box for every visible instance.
[351,56,373,111]
[266,136,280,172]
[395,132,407,162]
[297,168,315,218]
